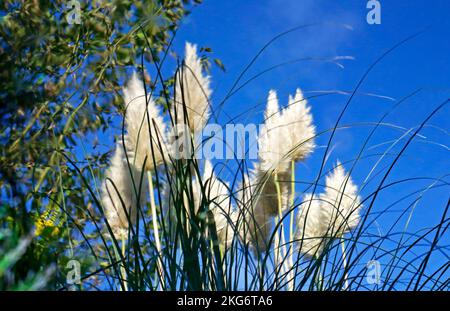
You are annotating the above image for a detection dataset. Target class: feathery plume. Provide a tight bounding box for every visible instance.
[258,88,315,173]
[254,165,291,216]
[238,169,274,253]
[101,144,148,239]
[320,161,361,234]
[256,91,292,220]
[174,42,212,133]
[123,72,167,171]
[101,72,167,238]
[191,160,237,249]
[284,89,316,161]
[258,90,291,173]
[257,89,314,216]
[295,193,327,258]
[295,162,362,258]
[265,89,280,126]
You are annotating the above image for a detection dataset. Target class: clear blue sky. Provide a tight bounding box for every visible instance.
[165,0,450,279]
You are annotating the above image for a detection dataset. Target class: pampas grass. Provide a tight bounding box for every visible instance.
[173,42,212,134]
[123,72,168,171]
[101,71,167,238]
[74,30,449,292]
[295,162,362,258]
[101,144,148,239]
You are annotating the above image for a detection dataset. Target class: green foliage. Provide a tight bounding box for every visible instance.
[0,0,197,289]
[0,228,56,290]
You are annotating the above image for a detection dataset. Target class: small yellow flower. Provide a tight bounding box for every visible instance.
[34,208,60,237]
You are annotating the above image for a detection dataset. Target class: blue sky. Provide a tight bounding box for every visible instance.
[162,0,449,282]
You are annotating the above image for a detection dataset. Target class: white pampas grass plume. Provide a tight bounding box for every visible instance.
[101,72,166,238]
[192,160,237,249]
[295,162,362,258]
[258,88,315,173]
[256,91,291,219]
[258,90,290,173]
[295,193,328,258]
[238,169,274,253]
[256,88,316,218]
[254,165,291,216]
[101,144,148,239]
[123,72,167,172]
[320,161,362,234]
[284,89,316,161]
[174,42,211,133]
[265,89,280,126]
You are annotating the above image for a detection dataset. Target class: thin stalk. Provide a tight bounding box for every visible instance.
[273,215,280,287]
[121,236,128,291]
[148,170,165,290]
[340,236,349,290]
[315,262,323,291]
[183,192,191,234]
[287,160,296,290]
[289,161,296,242]
[274,172,287,289]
